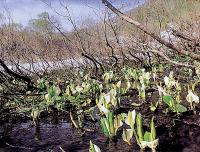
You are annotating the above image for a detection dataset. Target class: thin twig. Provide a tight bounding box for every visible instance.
[69,111,79,128]
[6,142,33,150]
[59,146,66,152]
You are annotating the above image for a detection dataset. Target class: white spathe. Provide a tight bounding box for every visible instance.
[125,110,136,128]
[186,90,199,104]
[97,104,109,116]
[140,139,159,150]
[94,145,101,152]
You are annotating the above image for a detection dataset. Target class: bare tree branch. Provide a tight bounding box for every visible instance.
[102,0,200,61]
[0,59,34,89]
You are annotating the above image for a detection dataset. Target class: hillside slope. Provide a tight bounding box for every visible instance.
[128,0,200,32]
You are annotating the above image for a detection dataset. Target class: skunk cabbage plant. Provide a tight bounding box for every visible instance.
[122,110,159,152]
[186,90,199,110]
[100,112,123,138]
[89,141,101,152]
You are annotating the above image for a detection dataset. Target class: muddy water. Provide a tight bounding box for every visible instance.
[1,114,200,152]
[0,120,133,152]
[1,93,200,152]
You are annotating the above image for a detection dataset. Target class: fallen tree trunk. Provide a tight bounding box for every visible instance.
[0,59,34,89]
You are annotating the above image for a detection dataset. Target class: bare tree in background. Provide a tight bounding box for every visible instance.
[102,0,200,68]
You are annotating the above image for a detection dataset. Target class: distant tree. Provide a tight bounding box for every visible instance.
[27,12,55,33]
[80,17,96,29]
[0,12,3,19]
[0,12,5,23]
[9,23,23,31]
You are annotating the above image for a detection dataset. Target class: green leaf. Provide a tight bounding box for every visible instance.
[89,140,95,152]
[144,131,151,142]
[150,102,158,112]
[176,104,187,113]
[55,96,62,101]
[150,116,156,141]
[48,86,55,97]
[66,96,76,101]
[100,118,110,137]
[118,113,127,121]
[19,107,31,113]
[114,115,123,134]
[108,112,114,135]
[163,95,173,107]
[136,113,143,142]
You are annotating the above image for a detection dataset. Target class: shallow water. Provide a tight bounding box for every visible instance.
[0,120,133,152]
[1,91,200,152]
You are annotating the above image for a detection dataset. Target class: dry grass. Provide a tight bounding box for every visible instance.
[1,0,200,64]
[127,0,200,32]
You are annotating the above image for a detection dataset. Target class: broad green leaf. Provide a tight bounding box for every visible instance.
[163,95,176,111]
[176,104,187,113]
[48,85,54,97]
[163,95,173,106]
[144,131,151,142]
[103,71,113,83]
